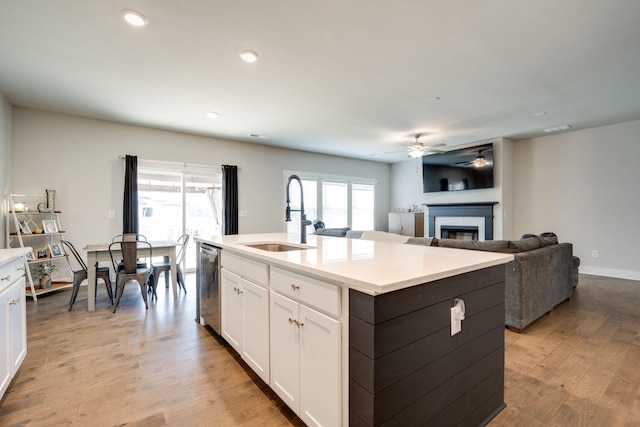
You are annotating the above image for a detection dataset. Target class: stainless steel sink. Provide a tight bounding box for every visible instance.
[243,243,312,252]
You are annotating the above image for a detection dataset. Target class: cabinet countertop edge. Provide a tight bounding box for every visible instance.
[195,233,513,296]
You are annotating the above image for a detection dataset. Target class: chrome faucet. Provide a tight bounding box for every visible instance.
[285,174,312,244]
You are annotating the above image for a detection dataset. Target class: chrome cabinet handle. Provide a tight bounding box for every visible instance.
[9,299,18,305]
[1,275,9,281]
[291,284,300,291]
[16,267,25,271]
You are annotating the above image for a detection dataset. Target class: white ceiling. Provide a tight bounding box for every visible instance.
[1,1,640,163]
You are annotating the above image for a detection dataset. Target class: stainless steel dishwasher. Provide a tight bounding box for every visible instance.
[197,242,221,334]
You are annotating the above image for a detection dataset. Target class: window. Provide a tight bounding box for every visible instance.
[284,171,376,236]
[351,183,375,230]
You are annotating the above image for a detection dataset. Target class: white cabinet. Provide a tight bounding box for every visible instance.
[1,253,28,400]
[220,266,270,383]
[388,211,424,237]
[270,268,341,427]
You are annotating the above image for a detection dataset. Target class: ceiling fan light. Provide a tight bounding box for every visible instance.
[408,149,424,158]
[472,156,488,167]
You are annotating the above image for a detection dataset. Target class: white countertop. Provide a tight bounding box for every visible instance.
[0,247,31,266]
[195,233,514,295]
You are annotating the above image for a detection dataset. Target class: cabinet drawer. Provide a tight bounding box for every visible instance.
[222,251,268,286]
[0,256,26,291]
[271,267,340,317]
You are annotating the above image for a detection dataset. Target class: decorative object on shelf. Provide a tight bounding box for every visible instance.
[26,251,35,261]
[13,201,25,212]
[46,189,56,210]
[36,248,49,259]
[18,220,32,234]
[33,225,43,234]
[37,202,54,213]
[34,262,58,289]
[42,219,58,233]
[48,243,64,257]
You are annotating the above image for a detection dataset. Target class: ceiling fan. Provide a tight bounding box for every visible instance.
[406,134,446,158]
[455,148,494,168]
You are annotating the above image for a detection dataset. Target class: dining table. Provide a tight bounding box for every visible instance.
[83,240,178,312]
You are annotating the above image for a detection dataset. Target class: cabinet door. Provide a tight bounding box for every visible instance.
[400,213,415,236]
[388,212,401,234]
[221,269,243,353]
[0,284,10,397]
[299,304,341,427]
[241,279,270,383]
[270,291,300,411]
[9,277,27,373]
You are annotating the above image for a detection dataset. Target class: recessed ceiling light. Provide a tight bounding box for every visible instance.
[543,124,572,133]
[122,9,148,26]
[239,50,259,63]
[206,111,219,119]
[534,111,547,117]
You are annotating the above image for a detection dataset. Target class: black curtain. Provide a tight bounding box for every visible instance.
[123,155,139,233]
[222,165,238,235]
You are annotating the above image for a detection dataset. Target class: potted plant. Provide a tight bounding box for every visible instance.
[34,262,58,289]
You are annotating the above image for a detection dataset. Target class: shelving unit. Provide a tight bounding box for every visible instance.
[6,194,72,300]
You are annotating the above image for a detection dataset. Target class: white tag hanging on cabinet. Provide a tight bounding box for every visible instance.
[450,298,466,336]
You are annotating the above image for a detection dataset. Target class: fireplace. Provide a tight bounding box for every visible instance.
[440,225,479,241]
[424,202,497,241]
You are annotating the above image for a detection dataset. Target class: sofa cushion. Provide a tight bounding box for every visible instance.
[508,237,540,252]
[521,232,558,248]
[436,239,513,253]
[405,237,435,246]
[345,230,364,239]
[359,231,411,243]
[315,227,350,237]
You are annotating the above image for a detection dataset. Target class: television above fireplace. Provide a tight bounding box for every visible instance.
[422,143,494,193]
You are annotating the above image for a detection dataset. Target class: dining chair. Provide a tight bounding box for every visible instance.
[112,233,147,242]
[109,239,153,313]
[112,233,148,271]
[61,240,113,311]
[149,234,190,298]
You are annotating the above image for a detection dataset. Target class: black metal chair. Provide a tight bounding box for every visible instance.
[61,240,113,311]
[150,234,190,298]
[109,239,153,313]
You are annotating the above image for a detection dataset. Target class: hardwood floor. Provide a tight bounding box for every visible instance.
[1,273,639,426]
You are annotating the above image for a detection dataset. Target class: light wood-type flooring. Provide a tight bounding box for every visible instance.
[1,273,639,426]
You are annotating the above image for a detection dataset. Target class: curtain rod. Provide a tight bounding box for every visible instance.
[118,156,239,170]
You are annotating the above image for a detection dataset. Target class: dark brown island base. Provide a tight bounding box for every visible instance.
[349,265,505,426]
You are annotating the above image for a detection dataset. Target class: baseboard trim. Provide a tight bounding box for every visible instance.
[579,266,640,281]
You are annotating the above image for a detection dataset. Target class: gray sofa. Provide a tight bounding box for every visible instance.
[417,234,579,332]
[336,229,580,332]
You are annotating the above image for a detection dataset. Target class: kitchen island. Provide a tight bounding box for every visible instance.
[195,233,513,427]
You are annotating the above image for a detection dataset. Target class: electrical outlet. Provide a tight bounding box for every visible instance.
[592,250,599,258]
[108,210,115,219]
[239,210,247,217]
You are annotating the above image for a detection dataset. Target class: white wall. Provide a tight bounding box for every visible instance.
[11,108,390,252]
[513,120,640,280]
[0,94,13,248]
[390,138,514,240]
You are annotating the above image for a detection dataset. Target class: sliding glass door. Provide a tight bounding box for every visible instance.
[138,168,222,272]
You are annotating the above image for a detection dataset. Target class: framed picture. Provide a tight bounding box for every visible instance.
[42,219,58,234]
[26,251,35,261]
[48,243,64,257]
[18,220,32,234]
[36,248,49,259]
